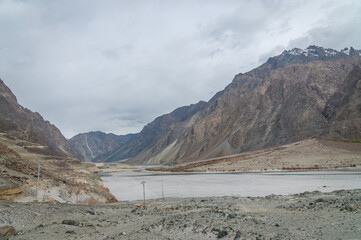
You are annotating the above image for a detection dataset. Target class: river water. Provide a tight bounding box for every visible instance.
[102,170,361,201]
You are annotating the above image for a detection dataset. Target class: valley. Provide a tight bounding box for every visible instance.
[1,46,361,239]
[2,1,361,239]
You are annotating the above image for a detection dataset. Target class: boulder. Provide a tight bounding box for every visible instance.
[62,220,80,226]
[0,226,16,237]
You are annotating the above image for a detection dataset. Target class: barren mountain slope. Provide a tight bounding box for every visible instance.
[149,138,361,172]
[69,131,134,162]
[105,46,361,165]
[0,80,115,203]
[105,100,209,163]
[323,60,361,139]
[0,132,116,203]
[0,79,83,159]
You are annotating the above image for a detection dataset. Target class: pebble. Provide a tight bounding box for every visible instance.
[62,220,80,226]
[217,229,228,238]
[87,210,95,215]
[234,230,241,239]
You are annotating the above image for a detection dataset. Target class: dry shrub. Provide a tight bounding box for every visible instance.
[0,143,21,158]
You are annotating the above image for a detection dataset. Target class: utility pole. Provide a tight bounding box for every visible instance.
[141,181,146,209]
[162,183,164,201]
[36,164,40,202]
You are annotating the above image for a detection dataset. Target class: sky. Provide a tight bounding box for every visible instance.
[1,0,361,138]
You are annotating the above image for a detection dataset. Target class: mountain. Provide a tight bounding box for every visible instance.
[0,80,83,160]
[0,79,116,203]
[323,60,361,139]
[105,100,209,163]
[104,46,361,165]
[69,131,135,162]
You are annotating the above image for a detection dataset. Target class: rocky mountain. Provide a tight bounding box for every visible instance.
[69,131,134,162]
[0,79,116,203]
[323,60,361,139]
[103,46,361,165]
[0,79,83,160]
[105,100,210,163]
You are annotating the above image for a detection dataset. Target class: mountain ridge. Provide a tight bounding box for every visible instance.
[69,131,135,162]
[0,79,83,159]
[0,79,117,203]
[74,46,361,165]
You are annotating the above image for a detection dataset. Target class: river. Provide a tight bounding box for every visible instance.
[101,170,361,201]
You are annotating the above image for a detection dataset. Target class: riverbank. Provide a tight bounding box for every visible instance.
[0,189,360,239]
[148,138,361,173]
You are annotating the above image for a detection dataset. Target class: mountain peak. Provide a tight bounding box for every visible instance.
[266,45,361,69]
[282,45,361,58]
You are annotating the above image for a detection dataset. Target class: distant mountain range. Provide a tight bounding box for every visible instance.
[69,131,134,162]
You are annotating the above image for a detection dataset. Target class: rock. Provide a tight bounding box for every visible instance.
[345,204,356,212]
[84,222,94,227]
[234,230,241,239]
[87,210,95,215]
[275,223,280,227]
[0,226,16,237]
[35,224,44,229]
[62,220,80,226]
[217,229,228,238]
[227,212,237,219]
[66,230,76,234]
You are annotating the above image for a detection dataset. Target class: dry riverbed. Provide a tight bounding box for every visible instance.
[0,189,360,239]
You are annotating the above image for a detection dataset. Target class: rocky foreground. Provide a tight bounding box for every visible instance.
[0,189,360,239]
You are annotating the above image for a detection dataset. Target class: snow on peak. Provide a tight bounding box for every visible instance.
[341,47,350,55]
[283,46,360,58]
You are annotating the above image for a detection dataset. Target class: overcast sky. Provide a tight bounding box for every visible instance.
[1,0,361,138]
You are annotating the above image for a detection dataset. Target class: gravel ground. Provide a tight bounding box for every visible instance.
[0,189,360,240]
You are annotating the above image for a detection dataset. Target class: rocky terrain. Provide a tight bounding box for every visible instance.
[323,60,361,139]
[0,189,360,239]
[98,46,361,165]
[69,131,134,162]
[0,79,116,204]
[0,131,116,204]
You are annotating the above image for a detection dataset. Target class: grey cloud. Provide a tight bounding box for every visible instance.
[1,0,360,138]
